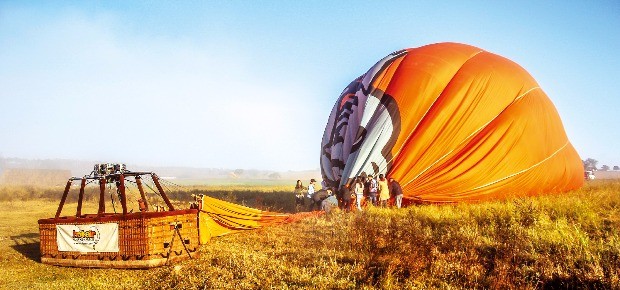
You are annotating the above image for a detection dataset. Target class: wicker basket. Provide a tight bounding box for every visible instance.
[38,209,199,269]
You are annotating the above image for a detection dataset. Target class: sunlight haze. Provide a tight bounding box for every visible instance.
[1,1,619,171]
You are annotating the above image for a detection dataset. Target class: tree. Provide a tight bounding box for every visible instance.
[600,165,610,171]
[233,169,244,176]
[614,166,620,171]
[583,158,598,171]
[268,172,281,179]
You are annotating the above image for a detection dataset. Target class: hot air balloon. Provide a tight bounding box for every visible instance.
[320,42,583,203]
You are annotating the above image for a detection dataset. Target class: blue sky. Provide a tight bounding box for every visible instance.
[1,1,619,171]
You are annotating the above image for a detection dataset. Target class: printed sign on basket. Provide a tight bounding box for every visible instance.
[56,223,119,252]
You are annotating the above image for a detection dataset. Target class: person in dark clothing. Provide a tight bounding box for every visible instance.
[367,175,378,206]
[339,184,351,212]
[389,177,404,208]
[311,189,330,211]
[294,180,306,211]
[363,176,371,206]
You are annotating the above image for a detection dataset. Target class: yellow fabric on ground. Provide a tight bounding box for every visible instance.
[198,196,295,244]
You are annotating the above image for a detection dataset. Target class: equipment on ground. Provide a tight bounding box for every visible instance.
[38,164,308,268]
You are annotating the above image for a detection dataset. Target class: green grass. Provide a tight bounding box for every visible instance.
[0,183,298,213]
[0,180,618,289]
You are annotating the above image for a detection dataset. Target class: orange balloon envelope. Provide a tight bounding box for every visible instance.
[320,42,583,203]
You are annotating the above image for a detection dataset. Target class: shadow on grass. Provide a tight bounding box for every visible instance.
[542,276,608,290]
[10,233,40,262]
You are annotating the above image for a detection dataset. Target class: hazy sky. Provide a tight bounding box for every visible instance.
[1,1,619,171]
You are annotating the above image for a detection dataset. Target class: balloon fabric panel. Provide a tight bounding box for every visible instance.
[320,42,583,203]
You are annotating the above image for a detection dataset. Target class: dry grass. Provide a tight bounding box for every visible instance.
[0,180,618,289]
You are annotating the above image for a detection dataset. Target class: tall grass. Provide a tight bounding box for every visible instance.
[0,180,618,289]
[144,180,620,289]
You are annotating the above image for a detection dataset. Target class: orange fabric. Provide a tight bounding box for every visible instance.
[198,196,322,244]
[321,42,583,203]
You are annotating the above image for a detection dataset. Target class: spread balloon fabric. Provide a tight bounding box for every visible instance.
[320,42,584,203]
[198,196,322,244]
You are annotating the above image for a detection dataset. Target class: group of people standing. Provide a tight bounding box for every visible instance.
[294,174,404,212]
[294,179,335,212]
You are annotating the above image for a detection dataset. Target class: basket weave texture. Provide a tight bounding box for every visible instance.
[38,209,199,268]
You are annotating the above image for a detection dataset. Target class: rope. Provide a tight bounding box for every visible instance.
[159,178,190,190]
[141,175,163,198]
[85,179,98,186]
[108,183,117,214]
[159,178,194,198]
[123,180,138,210]
[164,224,193,265]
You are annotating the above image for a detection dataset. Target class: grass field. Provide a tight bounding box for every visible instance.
[0,180,618,289]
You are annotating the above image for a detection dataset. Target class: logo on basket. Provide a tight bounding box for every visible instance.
[72,226,101,246]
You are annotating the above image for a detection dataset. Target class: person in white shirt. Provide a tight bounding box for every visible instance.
[354,176,365,210]
[306,179,316,210]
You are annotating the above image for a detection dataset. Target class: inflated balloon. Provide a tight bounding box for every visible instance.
[320,42,583,203]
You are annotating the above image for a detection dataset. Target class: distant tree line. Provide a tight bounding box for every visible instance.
[0,168,71,186]
[582,158,619,171]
